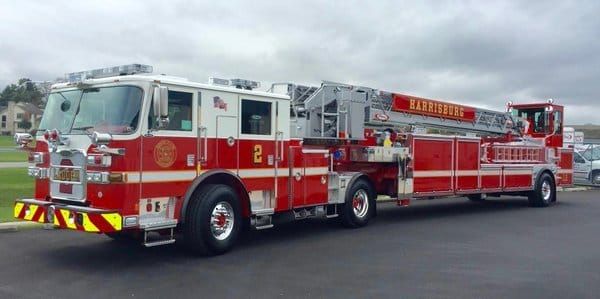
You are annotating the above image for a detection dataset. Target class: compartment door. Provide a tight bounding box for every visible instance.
[302,150,329,206]
[455,139,480,191]
[412,138,454,193]
[289,146,305,208]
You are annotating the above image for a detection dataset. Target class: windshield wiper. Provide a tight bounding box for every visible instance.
[71,126,94,132]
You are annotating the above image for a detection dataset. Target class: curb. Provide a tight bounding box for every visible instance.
[0,162,28,168]
[557,186,591,192]
[0,221,45,232]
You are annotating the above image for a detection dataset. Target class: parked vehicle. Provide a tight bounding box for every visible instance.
[573,145,600,184]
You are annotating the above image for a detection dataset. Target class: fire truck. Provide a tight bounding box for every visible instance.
[13,64,573,255]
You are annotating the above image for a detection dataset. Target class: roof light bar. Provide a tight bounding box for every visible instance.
[230,78,260,90]
[208,77,260,90]
[66,64,153,82]
[208,77,231,86]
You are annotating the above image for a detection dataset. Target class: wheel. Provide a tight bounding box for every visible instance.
[591,170,600,185]
[467,194,485,202]
[528,173,556,207]
[184,184,242,255]
[339,178,375,228]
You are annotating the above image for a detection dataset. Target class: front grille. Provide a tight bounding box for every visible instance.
[49,151,86,202]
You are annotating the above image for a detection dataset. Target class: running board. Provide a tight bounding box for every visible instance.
[142,220,177,247]
[140,219,178,230]
[144,239,176,247]
[251,214,274,230]
[255,224,274,230]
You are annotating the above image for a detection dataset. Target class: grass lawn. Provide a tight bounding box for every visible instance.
[0,135,15,147]
[0,151,28,162]
[0,135,36,147]
[0,135,34,162]
[0,168,34,222]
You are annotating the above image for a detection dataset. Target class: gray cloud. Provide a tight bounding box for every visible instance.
[1,0,598,124]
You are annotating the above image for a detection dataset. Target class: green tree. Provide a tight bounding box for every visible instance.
[0,78,44,106]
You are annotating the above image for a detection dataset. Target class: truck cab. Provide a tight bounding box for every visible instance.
[509,101,564,147]
[14,64,293,250]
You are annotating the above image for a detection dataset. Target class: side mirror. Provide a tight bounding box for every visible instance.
[90,131,112,146]
[152,86,169,129]
[14,133,33,148]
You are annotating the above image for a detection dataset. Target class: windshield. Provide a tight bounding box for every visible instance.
[38,86,143,135]
[512,108,548,133]
[581,147,600,161]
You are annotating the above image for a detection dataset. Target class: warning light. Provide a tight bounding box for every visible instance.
[66,64,153,83]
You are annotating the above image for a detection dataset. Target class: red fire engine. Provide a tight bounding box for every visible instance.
[13,64,573,255]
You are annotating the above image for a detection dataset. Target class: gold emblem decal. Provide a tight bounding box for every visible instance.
[154,140,177,168]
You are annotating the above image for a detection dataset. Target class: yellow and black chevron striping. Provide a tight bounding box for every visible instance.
[14,202,122,233]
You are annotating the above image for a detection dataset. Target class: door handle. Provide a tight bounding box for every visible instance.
[276,131,284,161]
[199,126,207,162]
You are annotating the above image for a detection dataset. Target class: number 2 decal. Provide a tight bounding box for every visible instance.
[253,144,262,164]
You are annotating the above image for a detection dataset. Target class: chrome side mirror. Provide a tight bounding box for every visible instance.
[90,131,125,155]
[14,133,33,148]
[91,131,112,146]
[153,86,169,129]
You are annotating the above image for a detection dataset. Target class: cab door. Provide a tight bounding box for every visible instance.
[238,96,290,212]
[238,97,278,211]
[140,86,198,225]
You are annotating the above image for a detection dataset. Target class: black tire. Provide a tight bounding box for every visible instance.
[591,170,600,185]
[528,172,556,207]
[467,194,485,202]
[184,184,242,256]
[339,178,376,228]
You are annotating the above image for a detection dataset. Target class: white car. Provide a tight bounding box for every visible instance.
[573,146,600,184]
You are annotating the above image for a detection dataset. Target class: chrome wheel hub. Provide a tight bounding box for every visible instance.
[352,189,369,218]
[542,180,552,202]
[210,201,234,240]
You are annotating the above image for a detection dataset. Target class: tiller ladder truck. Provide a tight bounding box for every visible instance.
[13,64,573,255]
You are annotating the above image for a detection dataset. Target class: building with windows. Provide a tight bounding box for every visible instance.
[0,101,43,135]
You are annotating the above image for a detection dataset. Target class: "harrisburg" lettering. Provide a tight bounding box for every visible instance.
[409,98,465,118]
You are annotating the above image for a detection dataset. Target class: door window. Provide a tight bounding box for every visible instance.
[514,108,547,133]
[574,153,585,164]
[148,90,193,131]
[241,99,272,135]
[166,91,193,131]
[553,111,562,133]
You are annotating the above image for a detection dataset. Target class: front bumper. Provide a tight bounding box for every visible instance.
[14,199,122,233]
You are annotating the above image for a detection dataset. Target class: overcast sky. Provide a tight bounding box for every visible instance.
[1,0,599,124]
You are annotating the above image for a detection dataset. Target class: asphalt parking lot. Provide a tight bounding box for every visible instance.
[1,191,599,299]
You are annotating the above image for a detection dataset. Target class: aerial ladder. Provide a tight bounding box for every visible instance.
[270,81,520,141]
